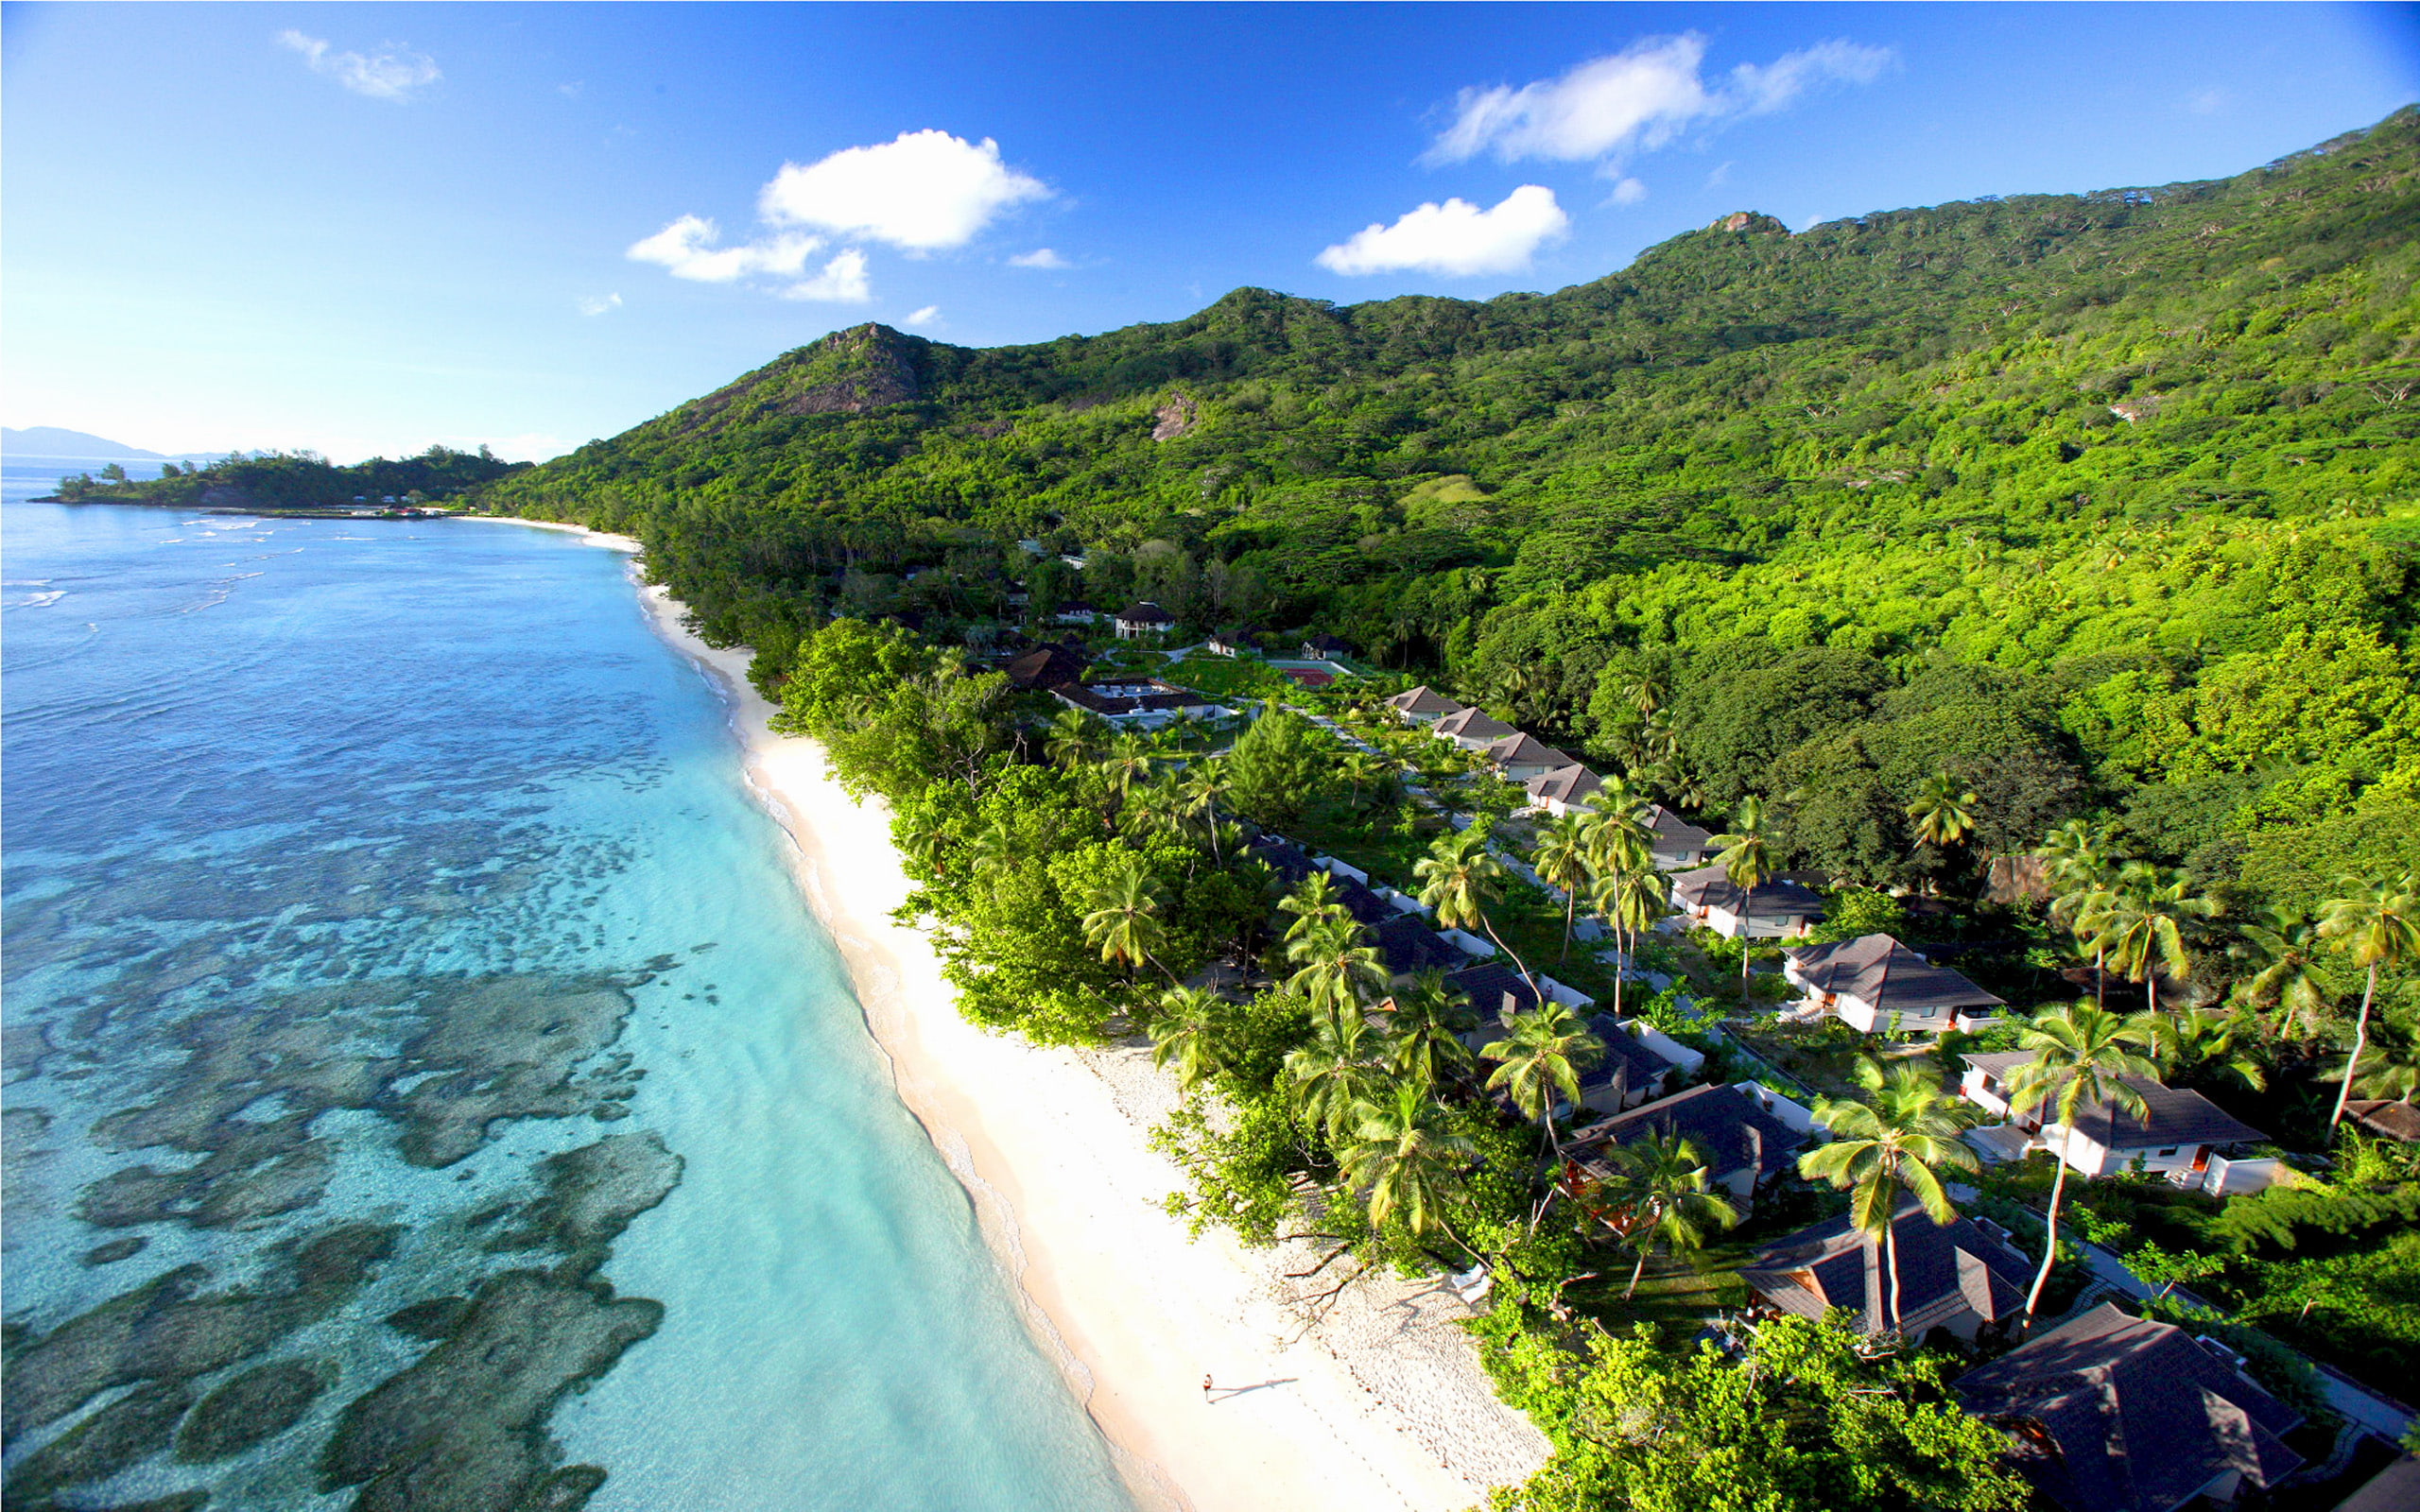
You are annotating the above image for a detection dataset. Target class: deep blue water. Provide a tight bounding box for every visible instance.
[0,475,1130,1510]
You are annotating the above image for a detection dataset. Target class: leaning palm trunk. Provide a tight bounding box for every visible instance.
[1886,1223,1904,1333]
[1611,925,1626,1022]
[2024,1155,2071,1316]
[2330,962,2380,1128]
[1625,1240,1652,1301]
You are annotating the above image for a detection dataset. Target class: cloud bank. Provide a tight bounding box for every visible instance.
[759,130,1048,252]
[626,216,823,283]
[278,30,440,102]
[1428,33,1892,165]
[1316,185,1568,277]
[1009,248,1070,269]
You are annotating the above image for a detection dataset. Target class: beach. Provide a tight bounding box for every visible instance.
[581,544,1548,1511]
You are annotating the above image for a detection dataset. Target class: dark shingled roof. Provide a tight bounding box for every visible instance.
[2348,1100,2420,1143]
[1525,764,1602,808]
[1644,803,1715,855]
[1953,1302,2303,1512]
[1672,865,1827,922]
[1240,835,1318,885]
[1574,1083,1808,1190]
[1575,1015,1678,1106]
[1483,732,1574,770]
[1434,707,1517,743]
[1302,632,1354,655]
[1741,1201,2031,1337]
[1962,1054,2266,1149]
[1115,600,1173,624]
[1334,879,1397,928]
[1446,962,1545,1022]
[1005,642,1089,690]
[1371,914,1461,976]
[1386,684,1465,718]
[1783,934,2003,1028]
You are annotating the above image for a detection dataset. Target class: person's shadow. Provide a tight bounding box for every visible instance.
[1207,1378,1297,1402]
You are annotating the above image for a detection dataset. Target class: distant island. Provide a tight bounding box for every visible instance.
[1,424,229,461]
[39,444,527,512]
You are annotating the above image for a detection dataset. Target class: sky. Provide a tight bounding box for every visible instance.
[4,4,2414,463]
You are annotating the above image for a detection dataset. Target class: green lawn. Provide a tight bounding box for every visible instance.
[1566,1245,1753,1339]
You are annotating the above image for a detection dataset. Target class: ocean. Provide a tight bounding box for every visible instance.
[0,459,1132,1511]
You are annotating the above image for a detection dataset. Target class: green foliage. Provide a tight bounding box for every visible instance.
[49,443,522,509]
[1476,1313,2029,1512]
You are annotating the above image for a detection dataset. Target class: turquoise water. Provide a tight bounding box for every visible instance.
[0,482,1131,1511]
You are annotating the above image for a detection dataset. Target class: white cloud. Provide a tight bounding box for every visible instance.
[278,30,440,102]
[578,293,622,317]
[1316,185,1568,277]
[2186,88,2227,116]
[1009,248,1070,268]
[626,215,824,282]
[904,305,942,327]
[1428,32,1892,165]
[779,250,873,303]
[1610,177,1648,206]
[759,130,1048,252]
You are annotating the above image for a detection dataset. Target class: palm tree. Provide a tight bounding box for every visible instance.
[2041,823,2122,1009]
[1284,1006,1391,1143]
[1709,796,1774,988]
[1285,916,1388,1022]
[1482,1002,1602,1157]
[1279,871,1349,944]
[1081,856,1171,981]
[1340,750,1388,810]
[1150,986,1226,1092]
[1384,972,1476,1091]
[1798,1058,1981,1332]
[1180,761,1233,861]
[1595,1133,1739,1300]
[2007,1003,2161,1315]
[1340,1083,1474,1238]
[1907,772,1979,892]
[2232,904,2331,1043]
[1097,732,1156,805]
[1530,815,1595,963]
[1592,862,1671,1022]
[2319,872,2420,1128]
[2335,1033,2420,1105]
[2088,862,2219,1017]
[2151,1004,2268,1093]
[967,816,1020,879]
[1045,708,1100,771]
[1414,827,1543,997]
[1120,769,1188,846]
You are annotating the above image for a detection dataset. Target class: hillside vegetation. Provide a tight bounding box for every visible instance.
[491,109,2420,929]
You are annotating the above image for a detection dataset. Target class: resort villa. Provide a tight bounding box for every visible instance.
[1383,684,1465,724]
[1741,1200,2033,1341]
[1957,1051,2282,1193]
[1670,865,1827,938]
[1112,601,1175,640]
[1433,707,1519,750]
[1048,677,1226,730]
[1642,804,1717,869]
[1779,934,2005,1035]
[1570,1081,1815,1202]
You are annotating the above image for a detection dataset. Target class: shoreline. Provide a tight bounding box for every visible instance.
[543,520,1545,1508]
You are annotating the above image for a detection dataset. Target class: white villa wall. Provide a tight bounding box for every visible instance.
[1438,928,1495,958]
[1628,1023,1703,1076]
[1312,855,1370,884]
[1734,1081,1820,1135]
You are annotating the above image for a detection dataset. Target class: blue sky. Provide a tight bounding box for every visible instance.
[4,3,2413,462]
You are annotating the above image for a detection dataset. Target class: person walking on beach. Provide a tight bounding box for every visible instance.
[1201,1373,1213,1402]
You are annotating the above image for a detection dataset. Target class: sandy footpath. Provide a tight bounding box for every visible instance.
[475,519,1547,1510]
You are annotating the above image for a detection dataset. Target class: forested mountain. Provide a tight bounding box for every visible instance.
[489,108,2420,921]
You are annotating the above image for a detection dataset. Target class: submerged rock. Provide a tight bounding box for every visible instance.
[3,1380,195,1502]
[381,1297,470,1342]
[174,1358,335,1464]
[490,1132,683,1272]
[79,1122,335,1230]
[82,1236,148,1266]
[384,979,638,1167]
[321,1269,662,1512]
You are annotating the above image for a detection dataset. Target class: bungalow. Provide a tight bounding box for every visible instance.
[1573,1015,1683,1114]
[1481,732,1577,784]
[1525,764,1603,817]
[1300,632,1354,661]
[1953,1302,2303,1512]
[1780,934,2004,1035]
[1643,804,1716,870]
[1959,1052,2273,1189]
[1049,678,1224,730]
[1433,707,1519,750]
[1239,834,1319,887]
[1670,866,1827,939]
[1112,601,1175,640]
[1333,879,1399,930]
[1003,642,1089,691]
[1385,685,1467,724]
[1741,1201,2031,1341]
[1570,1082,1812,1201]
[1371,914,1463,983]
[1206,626,1260,658]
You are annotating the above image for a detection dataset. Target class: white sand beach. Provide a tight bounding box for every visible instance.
[597,558,1548,1512]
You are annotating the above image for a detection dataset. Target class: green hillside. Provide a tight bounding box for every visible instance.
[489,107,2420,917]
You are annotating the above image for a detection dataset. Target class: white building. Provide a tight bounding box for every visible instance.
[1958,1051,2273,1188]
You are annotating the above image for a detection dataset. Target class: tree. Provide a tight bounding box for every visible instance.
[1080,855,1170,980]
[1045,708,1100,771]
[1798,1057,1981,1332]
[1593,1131,1739,1299]
[2233,904,2332,1043]
[2319,871,2420,1128]
[2087,862,2219,1016]
[1415,827,1543,998]
[2040,819,2121,1009]
[1097,731,1157,807]
[1530,814,1595,963]
[1709,796,1774,987]
[1340,1082,1474,1239]
[1591,861,1671,1022]
[1279,871,1349,943]
[2007,1003,2160,1315]
[1284,916,1388,1021]
[1179,760,1233,861]
[1284,1005,1392,1144]
[1226,710,1324,827]
[1384,971,1476,1091]
[1906,770,1979,890]
[2151,1004,2268,1093]
[1482,1002,1602,1159]
[1150,986,1227,1092]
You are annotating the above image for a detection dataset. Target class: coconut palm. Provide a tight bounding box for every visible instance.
[1045,708,1100,771]
[1340,1082,1474,1238]
[2087,862,2220,1017]
[1384,971,1476,1091]
[1482,1002,1602,1157]
[1285,916,1388,1021]
[1279,871,1350,944]
[1097,732,1156,804]
[1798,1058,1981,1332]
[2041,823,2122,1009]
[1340,750,1389,810]
[1081,856,1170,980]
[1530,814,1596,963]
[967,816,1020,879]
[1592,861,1672,1022]
[2319,871,2420,1128]
[1150,986,1226,1092]
[1709,796,1775,987]
[2151,1004,2268,1093]
[2007,1002,2161,1315]
[1119,770,1188,846]
[1180,761,1233,860]
[1595,1132,1739,1300]
[1284,1006,1392,1143]
[2232,904,2331,1043]
[1907,772,1978,849]
[2335,1033,2420,1105]
[1414,826,1543,995]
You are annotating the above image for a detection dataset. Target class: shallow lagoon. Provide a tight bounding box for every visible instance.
[0,490,1130,1511]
